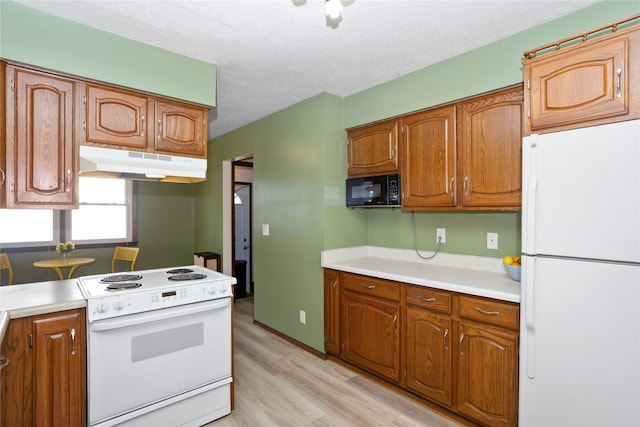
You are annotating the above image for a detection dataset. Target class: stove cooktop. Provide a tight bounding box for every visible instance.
[78,265,237,321]
[78,265,233,299]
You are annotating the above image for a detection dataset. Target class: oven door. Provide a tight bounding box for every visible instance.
[87,298,231,425]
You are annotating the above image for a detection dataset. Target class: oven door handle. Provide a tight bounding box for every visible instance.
[90,298,231,332]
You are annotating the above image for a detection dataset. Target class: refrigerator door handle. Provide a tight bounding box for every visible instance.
[524,257,536,379]
[522,134,539,256]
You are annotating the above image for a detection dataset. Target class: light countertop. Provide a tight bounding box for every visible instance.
[0,280,86,347]
[321,246,521,303]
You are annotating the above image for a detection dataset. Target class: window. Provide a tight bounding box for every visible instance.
[69,177,132,243]
[0,209,58,247]
[0,177,133,248]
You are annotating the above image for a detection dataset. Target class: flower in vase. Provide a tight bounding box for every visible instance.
[56,241,76,255]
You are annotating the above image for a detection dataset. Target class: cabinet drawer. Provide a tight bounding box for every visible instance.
[458,295,519,330]
[405,285,452,314]
[342,273,400,302]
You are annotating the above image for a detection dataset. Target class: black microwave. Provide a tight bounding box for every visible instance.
[346,174,401,207]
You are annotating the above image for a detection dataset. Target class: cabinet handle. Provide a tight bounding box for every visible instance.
[361,283,376,290]
[70,328,76,356]
[0,168,5,186]
[141,115,145,136]
[475,307,500,316]
[616,67,622,98]
[158,119,162,139]
[463,176,470,196]
[0,356,8,370]
[66,169,71,192]
[443,328,449,350]
[332,280,338,295]
[459,333,464,355]
[417,296,436,303]
[449,177,454,196]
[391,147,395,158]
[392,314,397,333]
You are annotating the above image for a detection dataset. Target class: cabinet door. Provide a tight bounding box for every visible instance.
[401,105,456,209]
[456,321,518,427]
[31,310,86,427]
[154,101,206,157]
[86,84,150,149]
[525,33,630,133]
[323,269,340,355]
[347,119,399,177]
[1,61,6,208]
[458,86,523,208]
[6,66,77,208]
[341,291,400,383]
[405,307,452,407]
[1,318,28,427]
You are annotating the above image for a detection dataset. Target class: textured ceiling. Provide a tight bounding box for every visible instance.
[17,0,599,139]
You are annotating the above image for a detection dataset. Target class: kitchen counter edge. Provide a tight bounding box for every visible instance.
[321,246,521,303]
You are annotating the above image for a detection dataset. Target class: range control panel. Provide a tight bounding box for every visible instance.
[85,281,232,322]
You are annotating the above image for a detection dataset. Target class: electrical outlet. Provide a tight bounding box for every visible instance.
[299,310,306,324]
[262,224,270,236]
[487,232,498,250]
[436,228,446,243]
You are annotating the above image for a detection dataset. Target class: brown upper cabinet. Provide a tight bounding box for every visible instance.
[4,64,79,209]
[401,85,523,211]
[85,84,208,158]
[86,84,150,149]
[457,86,523,208]
[523,20,640,134]
[347,119,399,177]
[401,105,457,209]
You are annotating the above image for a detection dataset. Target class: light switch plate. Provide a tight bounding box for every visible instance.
[262,224,270,236]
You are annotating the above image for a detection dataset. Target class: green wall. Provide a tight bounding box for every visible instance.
[195,93,366,350]
[0,0,216,106]
[199,1,639,352]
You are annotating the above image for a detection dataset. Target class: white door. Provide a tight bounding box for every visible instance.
[234,184,251,294]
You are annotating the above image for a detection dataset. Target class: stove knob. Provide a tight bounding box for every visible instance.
[207,286,216,295]
[96,302,109,314]
[218,284,227,293]
[114,300,126,311]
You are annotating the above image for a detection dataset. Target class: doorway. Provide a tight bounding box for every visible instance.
[232,160,253,298]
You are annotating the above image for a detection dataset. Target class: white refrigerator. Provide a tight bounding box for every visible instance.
[519,119,640,426]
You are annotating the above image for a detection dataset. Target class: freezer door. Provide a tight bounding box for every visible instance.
[519,256,640,426]
[522,120,640,263]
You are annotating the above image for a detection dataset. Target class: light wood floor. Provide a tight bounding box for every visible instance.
[207,297,464,427]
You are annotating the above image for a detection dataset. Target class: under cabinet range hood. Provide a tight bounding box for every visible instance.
[79,146,207,183]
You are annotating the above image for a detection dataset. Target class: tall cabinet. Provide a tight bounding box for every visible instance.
[4,65,78,209]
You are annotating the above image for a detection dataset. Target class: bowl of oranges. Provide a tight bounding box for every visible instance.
[503,255,521,282]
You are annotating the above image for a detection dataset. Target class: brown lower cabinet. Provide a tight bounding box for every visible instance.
[324,269,519,427]
[1,308,86,427]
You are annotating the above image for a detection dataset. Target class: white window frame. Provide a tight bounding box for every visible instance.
[64,178,134,245]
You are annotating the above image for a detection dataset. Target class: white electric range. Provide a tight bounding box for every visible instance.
[77,265,236,427]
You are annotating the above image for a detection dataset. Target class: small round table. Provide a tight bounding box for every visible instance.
[33,257,96,280]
